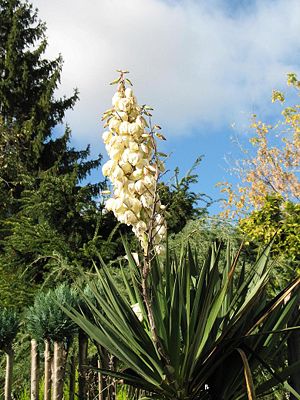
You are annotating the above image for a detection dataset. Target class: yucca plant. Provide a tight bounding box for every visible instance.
[64,240,300,400]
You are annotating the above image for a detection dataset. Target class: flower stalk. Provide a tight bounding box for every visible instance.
[101,71,173,377]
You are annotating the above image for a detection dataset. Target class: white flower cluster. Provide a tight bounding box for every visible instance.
[102,83,166,254]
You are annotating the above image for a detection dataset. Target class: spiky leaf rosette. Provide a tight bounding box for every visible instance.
[63,241,300,399]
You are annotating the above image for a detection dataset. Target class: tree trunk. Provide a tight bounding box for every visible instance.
[69,353,76,400]
[78,330,88,400]
[4,347,14,400]
[31,339,39,400]
[288,299,300,399]
[44,339,52,400]
[52,341,66,400]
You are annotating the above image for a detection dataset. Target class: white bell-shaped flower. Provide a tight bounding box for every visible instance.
[101,80,166,254]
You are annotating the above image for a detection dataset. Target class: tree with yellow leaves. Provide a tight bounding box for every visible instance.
[219,73,300,261]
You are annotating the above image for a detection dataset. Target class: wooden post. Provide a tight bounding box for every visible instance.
[31,339,39,400]
[44,339,52,400]
[4,347,14,400]
[52,341,66,400]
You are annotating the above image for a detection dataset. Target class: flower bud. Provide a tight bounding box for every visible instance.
[131,168,144,180]
[134,221,147,235]
[114,198,126,213]
[143,174,155,188]
[119,121,130,135]
[112,165,125,180]
[105,197,115,211]
[102,159,114,176]
[129,141,139,151]
[117,98,131,112]
[128,151,143,166]
[112,92,123,107]
[125,88,133,98]
[130,198,142,215]
[131,303,143,321]
[119,161,133,175]
[140,193,153,208]
[109,118,121,133]
[116,111,128,121]
[155,245,165,255]
[155,214,164,225]
[124,210,138,225]
[128,122,142,136]
[136,115,146,129]
[135,180,145,194]
[141,143,149,153]
[102,130,112,144]
[127,180,136,194]
[109,146,123,161]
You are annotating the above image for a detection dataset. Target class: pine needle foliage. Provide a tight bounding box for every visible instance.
[0,308,19,352]
[27,284,78,342]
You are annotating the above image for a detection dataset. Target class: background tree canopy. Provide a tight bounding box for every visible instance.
[0,0,208,309]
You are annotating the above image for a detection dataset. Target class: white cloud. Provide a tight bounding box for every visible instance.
[31,0,300,149]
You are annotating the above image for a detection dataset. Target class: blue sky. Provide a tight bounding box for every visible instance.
[32,0,300,214]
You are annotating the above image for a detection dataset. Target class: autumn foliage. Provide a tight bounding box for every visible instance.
[219,73,300,259]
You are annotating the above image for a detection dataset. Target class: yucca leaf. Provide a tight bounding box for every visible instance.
[246,275,300,335]
[259,290,300,349]
[236,348,256,400]
[194,272,229,361]
[120,263,136,305]
[169,273,181,371]
[229,242,271,315]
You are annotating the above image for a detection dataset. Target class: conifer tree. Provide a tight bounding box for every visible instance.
[158,158,211,234]
[0,0,109,299]
[0,0,77,146]
[0,0,103,207]
[0,0,79,199]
